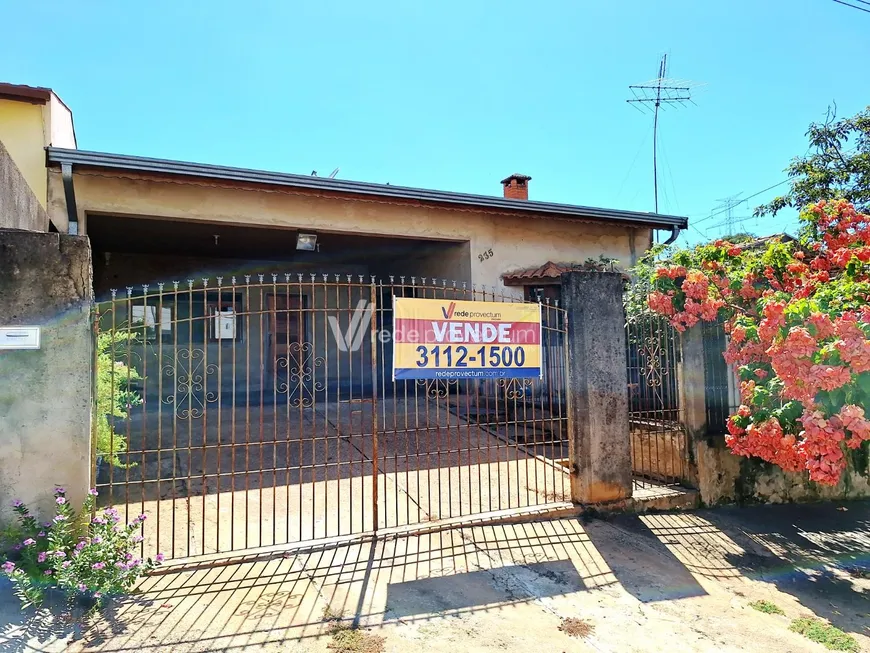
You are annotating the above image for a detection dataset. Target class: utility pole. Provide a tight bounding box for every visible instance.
[707,194,752,237]
[627,54,702,214]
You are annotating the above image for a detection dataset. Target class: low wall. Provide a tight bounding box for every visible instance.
[0,230,93,522]
[695,435,870,505]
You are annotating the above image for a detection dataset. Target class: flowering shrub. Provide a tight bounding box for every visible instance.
[1,487,162,609]
[644,200,870,485]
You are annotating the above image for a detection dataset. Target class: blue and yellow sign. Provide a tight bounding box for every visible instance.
[392,297,542,380]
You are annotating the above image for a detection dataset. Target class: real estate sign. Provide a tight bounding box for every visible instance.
[392,297,542,381]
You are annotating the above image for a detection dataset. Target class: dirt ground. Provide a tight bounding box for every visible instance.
[0,501,868,653]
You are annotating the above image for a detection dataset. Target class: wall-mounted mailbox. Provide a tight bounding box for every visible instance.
[0,326,41,350]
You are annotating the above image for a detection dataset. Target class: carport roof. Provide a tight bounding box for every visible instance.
[46,147,688,230]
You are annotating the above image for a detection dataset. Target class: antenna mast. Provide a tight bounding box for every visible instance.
[707,194,752,236]
[627,54,702,214]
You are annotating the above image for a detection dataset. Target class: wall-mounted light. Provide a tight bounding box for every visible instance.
[296,233,318,251]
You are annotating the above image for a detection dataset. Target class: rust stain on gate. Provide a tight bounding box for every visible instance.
[93,274,570,561]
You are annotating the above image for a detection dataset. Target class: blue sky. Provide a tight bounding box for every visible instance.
[2,0,868,246]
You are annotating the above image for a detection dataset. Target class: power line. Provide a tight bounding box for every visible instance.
[832,0,870,13]
[694,179,790,224]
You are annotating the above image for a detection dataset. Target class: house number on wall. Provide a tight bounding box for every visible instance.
[478,248,494,263]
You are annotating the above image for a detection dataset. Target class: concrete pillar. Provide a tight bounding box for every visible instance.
[561,271,632,504]
[0,230,93,521]
[678,325,707,440]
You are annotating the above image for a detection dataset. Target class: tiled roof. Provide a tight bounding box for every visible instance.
[502,261,573,285]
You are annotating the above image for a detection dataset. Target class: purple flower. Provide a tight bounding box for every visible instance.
[53,514,66,522]
[131,535,144,544]
[13,545,21,551]
[62,561,71,569]
[22,538,35,547]
[11,500,23,508]
[115,562,128,570]
[129,559,141,568]
[77,583,86,592]
[94,592,102,599]
[56,497,67,505]
[92,517,106,525]
[54,487,65,495]
[137,514,147,522]
[155,553,165,563]
[92,562,105,570]
[54,551,66,559]
[88,488,98,496]
[125,553,133,560]
[75,540,86,551]
[44,569,52,576]
[92,536,103,544]
[37,552,47,563]
[2,561,15,573]
[37,531,46,538]
[42,522,51,528]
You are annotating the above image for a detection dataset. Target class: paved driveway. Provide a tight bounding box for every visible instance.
[1,501,868,652]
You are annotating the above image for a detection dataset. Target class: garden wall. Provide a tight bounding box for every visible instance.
[0,229,93,522]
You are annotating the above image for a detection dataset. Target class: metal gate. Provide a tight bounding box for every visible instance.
[93,274,570,560]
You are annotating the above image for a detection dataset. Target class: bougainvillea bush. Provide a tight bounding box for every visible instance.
[645,200,870,486]
[1,487,162,610]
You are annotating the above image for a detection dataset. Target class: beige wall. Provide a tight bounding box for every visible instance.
[49,170,654,295]
[0,100,46,207]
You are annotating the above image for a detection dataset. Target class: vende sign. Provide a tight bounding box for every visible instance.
[392,297,542,380]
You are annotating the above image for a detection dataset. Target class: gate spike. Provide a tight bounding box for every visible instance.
[173,281,180,290]
[442,279,447,286]
[216,277,223,287]
[187,280,194,289]
[285,273,291,282]
[272,273,278,282]
[323,273,328,281]
[410,277,416,285]
[358,274,364,283]
[231,276,236,285]
[462,281,467,290]
[126,286,133,297]
[158,282,164,291]
[310,273,316,281]
[202,278,209,288]
[421,277,426,284]
[371,275,376,284]
[142,284,149,294]
[452,280,456,288]
[245,275,251,284]
[258,274,264,283]
[111,289,117,299]
[389,276,395,283]
[298,273,303,282]
[346,274,352,282]
[399,276,405,284]
[335,273,340,282]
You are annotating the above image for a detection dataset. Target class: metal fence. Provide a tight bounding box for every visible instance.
[624,289,688,488]
[93,274,570,560]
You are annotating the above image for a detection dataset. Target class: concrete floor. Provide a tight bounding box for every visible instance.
[2,501,868,652]
[100,400,572,560]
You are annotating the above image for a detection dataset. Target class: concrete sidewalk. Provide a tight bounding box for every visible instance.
[1,501,868,652]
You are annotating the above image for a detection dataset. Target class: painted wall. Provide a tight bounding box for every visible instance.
[0,100,46,208]
[0,139,48,231]
[48,170,653,295]
[0,230,93,522]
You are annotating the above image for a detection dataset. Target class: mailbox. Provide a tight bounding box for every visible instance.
[0,326,41,350]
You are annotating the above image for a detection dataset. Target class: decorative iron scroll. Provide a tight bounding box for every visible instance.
[162,349,218,419]
[496,377,534,399]
[276,342,325,407]
[636,333,669,388]
[416,378,458,398]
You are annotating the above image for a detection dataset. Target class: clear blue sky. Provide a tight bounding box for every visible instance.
[2,0,868,246]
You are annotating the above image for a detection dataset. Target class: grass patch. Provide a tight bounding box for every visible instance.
[749,600,785,615]
[326,622,385,653]
[788,618,859,652]
[559,617,594,639]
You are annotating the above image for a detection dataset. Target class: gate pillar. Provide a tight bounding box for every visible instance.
[560,271,632,504]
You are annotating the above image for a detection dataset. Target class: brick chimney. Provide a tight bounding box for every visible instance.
[500,174,532,200]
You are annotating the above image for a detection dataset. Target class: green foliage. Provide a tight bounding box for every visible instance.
[757,105,870,218]
[94,330,142,468]
[1,488,161,610]
[788,618,859,652]
[748,599,785,615]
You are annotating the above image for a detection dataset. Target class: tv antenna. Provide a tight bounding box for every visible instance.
[627,54,703,214]
[329,167,340,179]
[707,194,752,236]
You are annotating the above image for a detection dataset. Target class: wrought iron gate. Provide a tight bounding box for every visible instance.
[94,274,570,560]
